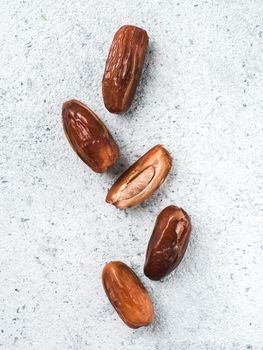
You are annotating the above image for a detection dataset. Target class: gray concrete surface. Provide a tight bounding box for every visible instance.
[0,0,263,349]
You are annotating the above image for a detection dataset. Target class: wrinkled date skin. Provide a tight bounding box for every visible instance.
[62,99,119,173]
[102,25,149,114]
[102,261,154,328]
[144,206,192,280]
[106,145,172,209]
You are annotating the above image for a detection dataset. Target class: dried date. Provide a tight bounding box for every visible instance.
[102,25,149,114]
[144,205,192,280]
[106,145,172,208]
[102,261,154,328]
[62,99,119,173]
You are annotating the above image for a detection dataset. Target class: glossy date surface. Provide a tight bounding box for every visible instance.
[62,99,119,173]
[102,25,149,114]
[144,205,192,280]
[102,261,154,328]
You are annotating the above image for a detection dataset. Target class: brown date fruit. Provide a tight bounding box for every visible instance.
[106,145,172,209]
[102,25,149,114]
[144,205,192,280]
[62,99,119,173]
[102,261,154,329]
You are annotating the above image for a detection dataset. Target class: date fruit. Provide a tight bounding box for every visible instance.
[62,99,119,173]
[102,261,154,328]
[144,205,192,280]
[102,25,149,114]
[106,145,172,209]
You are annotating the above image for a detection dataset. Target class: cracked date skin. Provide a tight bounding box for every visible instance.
[106,145,172,208]
[144,205,192,280]
[62,99,119,173]
[102,25,149,114]
[102,261,154,329]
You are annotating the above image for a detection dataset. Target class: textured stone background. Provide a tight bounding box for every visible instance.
[0,0,263,349]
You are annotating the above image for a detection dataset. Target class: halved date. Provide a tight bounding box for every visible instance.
[62,99,119,173]
[102,25,149,114]
[106,145,172,208]
[102,261,154,328]
[144,205,192,280]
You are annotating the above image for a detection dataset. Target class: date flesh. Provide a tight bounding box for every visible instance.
[62,99,119,173]
[102,261,154,328]
[144,205,192,280]
[106,145,172,208]
[102,25,149,114]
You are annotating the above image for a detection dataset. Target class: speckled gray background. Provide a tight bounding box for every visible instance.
[0,0,262,349]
